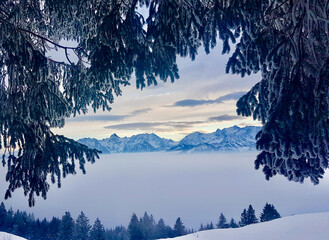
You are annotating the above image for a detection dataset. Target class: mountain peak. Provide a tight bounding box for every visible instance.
[110,133,119,139]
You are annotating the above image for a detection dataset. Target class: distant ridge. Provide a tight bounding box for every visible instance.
[78,125,261,154]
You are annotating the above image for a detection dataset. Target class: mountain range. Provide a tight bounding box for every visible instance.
[78,125,261,154]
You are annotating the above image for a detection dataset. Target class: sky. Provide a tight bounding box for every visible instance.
[52,44,262,141]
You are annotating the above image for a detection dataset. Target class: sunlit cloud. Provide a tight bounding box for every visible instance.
[66,114,129,122]
[104,121,204,132]
[53,44,261,140]
[104,115,243,133]
[66,108,153,122]
[130,108,152,115]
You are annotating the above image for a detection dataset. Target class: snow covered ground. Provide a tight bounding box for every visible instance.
[161,212,329,240]
[0,232,26,240]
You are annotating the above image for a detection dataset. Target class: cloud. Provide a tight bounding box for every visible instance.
[66,108,153,122]
[173,99,214,107]
[172,91,246,107]
[66,114,129,122]
[104,115,242,132]
[129,108,152,116]
[208,114,243,122]
[104,121,204,131]
[216,91,246,102]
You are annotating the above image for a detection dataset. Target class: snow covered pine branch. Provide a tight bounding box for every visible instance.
[0,0,328,206]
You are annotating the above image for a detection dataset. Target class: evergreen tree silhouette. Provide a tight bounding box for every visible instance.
[58,212,75,240]
[74,211,91,240]
[216,213,229,229]
[89,218,106,240]
[173,217,186,237]
[260,203,281,222]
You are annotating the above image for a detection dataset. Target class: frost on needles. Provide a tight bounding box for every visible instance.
[0,0,328,205]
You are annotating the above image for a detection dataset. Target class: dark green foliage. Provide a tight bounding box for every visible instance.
[90,218,106,240]
[240,205,258,227]
[199,224,204,231]
[0,202,282,239]
[58,212,75,240]
[216,213,229,229]
[239,209,248,227]
[199,222,214,231]
[74,211,91,240]
[155,219,168,239]
[141,212,156,240]
[105,226,129,240]
[0,0,328,205]
[207,222,214,230]
[128,213,143,240]
[11,210,31,237]
[230,0,329,184]
[127,212,178,240]
[0,202,7,230]
[260,203,281,222]
[173,217,186,237]
[0,202,60,240]
[246,205,258,225]
[47,217,61,240]
[229,218,239,228]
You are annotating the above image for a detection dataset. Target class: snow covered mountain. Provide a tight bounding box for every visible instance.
[170,125,260,152]
[79,133,177,154]
[0,232,27,240]
[160,212,329,240]
[78,126,261,153]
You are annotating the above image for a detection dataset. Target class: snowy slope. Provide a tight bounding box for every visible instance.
[0,232,27,240]
[161,212,329,240]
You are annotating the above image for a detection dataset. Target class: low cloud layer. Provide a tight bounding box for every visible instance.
[104,121,204,132]
[208,114,242,122]
[66,108,152,122]
[173,91,246,107]
[104,115,242,132]
[130,108,152,115]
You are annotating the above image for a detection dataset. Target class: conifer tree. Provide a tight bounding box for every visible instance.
[5,208,14,233]
[216,213,229,229]
[74,211,91,240]
[140,212,155,240]
[155,218,168,239]
[173,217,186,237]
[0,202,7,230]
[89,218,106,240]
[105,226,129,240]
[199,224,204,231]
[0,1,328,204]
[47,217,60,240]
[207,222,214,230]
[58,212,75,240]
[239,205,258,226]
[260,203,281,222]
[229,218,239,228]
[239,209,248,227]
[128,213,143,240]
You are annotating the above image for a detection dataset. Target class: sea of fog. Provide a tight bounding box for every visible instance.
[1,152,329,229]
